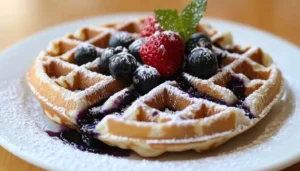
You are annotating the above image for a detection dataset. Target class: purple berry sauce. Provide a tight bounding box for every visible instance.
[227,75,254,118]
[227,75,246,100]
[46,129,131,157]
[46,72,254,156]
[46,89,140,157]
[176,74,226,105]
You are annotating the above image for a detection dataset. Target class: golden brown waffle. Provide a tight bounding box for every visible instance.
[27,19,284,157]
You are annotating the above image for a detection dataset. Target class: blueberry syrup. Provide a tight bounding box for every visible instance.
[77,89,140,130]
[152,111,159,117]
[227,75,245,100]
[47,89,140,157]
[234,100,254,119]
[227,75,254,119]
[176,73,254,118]
[101,89,140,114]
[46,129,131,157]
[47,72,254,156]
[176,74,226,105]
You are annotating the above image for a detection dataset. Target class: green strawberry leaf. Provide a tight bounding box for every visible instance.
[154,0,207,41]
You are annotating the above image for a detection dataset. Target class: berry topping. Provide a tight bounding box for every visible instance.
[74,43,98,66]
[185,32,212,54]
[128,37,146,63]
[108,31,135,48]
[140,31,184,76]
[185,47,218,79]
[141,15,163,37]
[133,65,161,94]
[109,52,137,81]
[98,46,124,75]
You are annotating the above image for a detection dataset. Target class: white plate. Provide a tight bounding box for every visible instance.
[0,14,300,171]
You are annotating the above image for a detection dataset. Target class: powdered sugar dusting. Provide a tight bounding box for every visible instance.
[163,108,176,114]
[153,31,160,37]
[77,42,97,54]
[163,31,178,41]
[113,31,134,42]
[110,51,135,66]
[163,30,178,35]
[0,76,298,171]
[24,17,291,162]
[154,23,161,29]
[158,45,166,54]
[134,65,160,81]
[27,81,66,116]
[1,15,300,170]
[2,16,300,170]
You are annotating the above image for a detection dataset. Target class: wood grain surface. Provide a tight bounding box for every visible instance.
[0,0,299,170]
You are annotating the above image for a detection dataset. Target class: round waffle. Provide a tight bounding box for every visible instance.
[27,19,284,157]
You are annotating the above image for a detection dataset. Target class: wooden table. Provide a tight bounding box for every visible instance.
[0,0,299,170]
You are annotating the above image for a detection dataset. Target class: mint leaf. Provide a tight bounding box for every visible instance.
[181,0,207,40]
[154,0,207,41]
[154,9,181,33]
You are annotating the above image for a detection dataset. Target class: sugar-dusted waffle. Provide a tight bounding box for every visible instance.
[27,19,283,157]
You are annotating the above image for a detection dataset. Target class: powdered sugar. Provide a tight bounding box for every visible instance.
[113,31,134,42]
[154,23,161,29]
[158,45,166,54]
[163,108,176,114]
[134,65,160,81]
[163,31,178,41]
[109,51,135,66]
[77,42,97,55]
[0,76,298,171]
[1,14,300,170]
[26,17,288,159]
[90,88,131,114]
[153,31,179,42]
[153,31,160,37]
[27,80,66,116]
[163,30,178,35]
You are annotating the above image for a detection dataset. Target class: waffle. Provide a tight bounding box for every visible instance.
[27,19,284,157]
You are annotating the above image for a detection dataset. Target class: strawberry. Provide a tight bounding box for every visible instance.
[140,31,184,76]
[140,15,164,37]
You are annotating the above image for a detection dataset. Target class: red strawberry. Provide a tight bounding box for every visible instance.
[140,31,184,76]
[141,15,164,37]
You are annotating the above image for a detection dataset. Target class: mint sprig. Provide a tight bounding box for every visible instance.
[154,0,207,41]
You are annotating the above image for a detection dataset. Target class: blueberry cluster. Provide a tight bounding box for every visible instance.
[74,31,225,94]
[74,31,160,94]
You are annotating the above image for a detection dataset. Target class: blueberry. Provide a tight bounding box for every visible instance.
[74,43,98,66]
[108,31,135,48]
[98,46,125,75]
[133,65,160,94]
[185,47,218,79]
[185,33,212,54]
[128,37,145,63]
[109,52,137,81]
